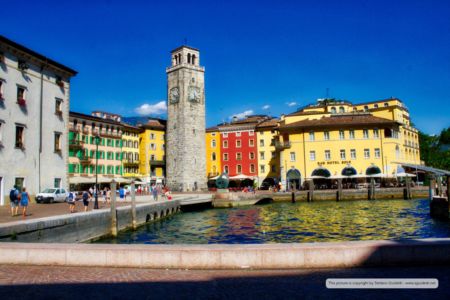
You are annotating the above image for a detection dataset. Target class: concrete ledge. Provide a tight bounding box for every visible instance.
[1,238,449,269]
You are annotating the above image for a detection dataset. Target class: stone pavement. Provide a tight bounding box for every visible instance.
[0,265,449,299]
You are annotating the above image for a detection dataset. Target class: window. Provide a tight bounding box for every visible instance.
[150,133,155,139]
[211,139,216,148]
[54,178,61,188]
[350,149,356,159]
[374,104,379,108]
[309,131,315,141]
[349,130,355,139]
[249,152,255,159]
[211,133,216,136]
[363,129,369,139]
[223,140,228,148]
[340,149,346,160]
[236,152,242,160]
[330,107,336,114]
[223,133,228,138]
[339,106,345,113]
[223,153,228,161]
[236,140,241,148]
[375,148,381,158]
[260,165,266,173]
[364,105,369,112]
[250,164,255,173]
[384,103,389,107]
[54,132,61,152]
[15,125,24,149]
[309,151,316,161]
[224,166,229,173]
[364,148,370,159]
[324,131,330,140]
[249,131,254,136]
[212,152,216,161]
[55,99,62,115]
[290,152,296,162]
[249,139,254,147]
[395,145,400,159]
[17,86,25,103]
[259,139,264,147]
[237,165,242,174]
[236,131,241,137]
[373,129,379,138]
[150,154,155,161]
[325,150,331,161]
[260,151,265,160]
[150,143,156,150]
[15,177,24,191]
[339,130,345,140]
[271,151,276,158]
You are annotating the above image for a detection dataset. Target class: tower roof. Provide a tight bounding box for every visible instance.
[170,45,199,53]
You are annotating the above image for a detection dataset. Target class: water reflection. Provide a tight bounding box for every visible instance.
[96,199,450,244]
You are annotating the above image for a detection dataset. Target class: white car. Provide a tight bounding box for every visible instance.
[36,188,69,203]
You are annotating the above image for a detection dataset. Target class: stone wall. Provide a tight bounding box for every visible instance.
[0,201,180,243]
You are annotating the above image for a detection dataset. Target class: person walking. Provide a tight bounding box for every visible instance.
[67,191,76,213]
[119,186,125,201]
[106,188,111,204]
[20,187,30,218]
[102,188,107,204]
[152,184,158,201]
[9,185,19,217]
[82,190,90,212]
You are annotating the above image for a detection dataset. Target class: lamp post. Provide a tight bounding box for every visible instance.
[94,135,101,209]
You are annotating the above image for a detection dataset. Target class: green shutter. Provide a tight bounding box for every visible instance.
[69,132,74,140]
[69,164,74,173]
[69,149,74,157]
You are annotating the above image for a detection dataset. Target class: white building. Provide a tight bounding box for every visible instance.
[0,35,77,205]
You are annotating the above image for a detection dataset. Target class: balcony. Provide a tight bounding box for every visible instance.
[149,160,165,166]
[79,155,92,165]
[69,140,84,149]
[274,141,291,150]
[100,130,122,138]
[123,159,139,167]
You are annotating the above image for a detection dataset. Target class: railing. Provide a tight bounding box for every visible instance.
[100,131,122,138]
[79,156,91,164]
[274,141,291,150]
[69,140,84,148]
[149,160,165,166]
[123,159,139,166]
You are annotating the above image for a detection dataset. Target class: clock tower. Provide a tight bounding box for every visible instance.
[166,45,207,191]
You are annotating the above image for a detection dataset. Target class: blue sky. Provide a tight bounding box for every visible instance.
[1,0,449,134]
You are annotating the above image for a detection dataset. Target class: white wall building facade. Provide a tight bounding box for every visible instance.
[0,35,77,205]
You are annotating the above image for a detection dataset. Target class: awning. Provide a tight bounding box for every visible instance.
[229,174,254,180]
[393,162,450,176]
[395,172,416,178]
[69,176,95,184]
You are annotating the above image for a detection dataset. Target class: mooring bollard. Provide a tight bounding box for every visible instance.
[368,178,375,200]
[110,180,117,237]
[131,181,136,230]
[337,179,342,202]
[429,178,436,199]
[308,180,314,202]
[291,191,296,203]
[406,176,412,199]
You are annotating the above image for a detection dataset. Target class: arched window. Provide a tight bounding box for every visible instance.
[384,103,389,107]
[178,53,182,63]
[192,54,196,64]
[187,53,191,64]
[211,139,216,148]
[374,104,378,108]
[339,106,345,113]
[134,141,138,148]
[330,107,336,114]
[395,145,400,159]
[128,152,133,160]
[364,105,369,112]
[212,152,216,161]
[135,153,139,161]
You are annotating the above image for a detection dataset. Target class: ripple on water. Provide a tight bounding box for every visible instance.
[95,199,450,244]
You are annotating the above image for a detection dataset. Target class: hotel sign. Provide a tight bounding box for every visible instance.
[317,160,352,166]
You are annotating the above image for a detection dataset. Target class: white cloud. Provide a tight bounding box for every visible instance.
[286,101,297,107]
[230,110,254,120]
[134,101,167,115]
[262,105,270,110]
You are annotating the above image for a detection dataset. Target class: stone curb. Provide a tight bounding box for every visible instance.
[1,238,449,269]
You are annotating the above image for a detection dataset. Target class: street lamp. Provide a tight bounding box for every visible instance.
[94,135,101,209]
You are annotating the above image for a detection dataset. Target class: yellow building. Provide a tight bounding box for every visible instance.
[138,119,166,184]
[121,123,142,178]
[206,127,221,178]
[277,98,420,188]
[255,118,279,187]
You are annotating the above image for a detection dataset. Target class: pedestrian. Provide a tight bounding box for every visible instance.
[20,187,30,218]
[82,190,90,212]
[9,185,19,217]
[67,191,76,213]
[152,184,158,201]
[89,186,94,196]
[102,188,107,204]
[119,186,125,201]
[106,188,111,204]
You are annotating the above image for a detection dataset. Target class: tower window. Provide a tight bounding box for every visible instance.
[187,53,191,64]
[192,54,196,65]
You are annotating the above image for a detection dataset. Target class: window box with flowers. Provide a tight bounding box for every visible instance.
[17,98,26,107]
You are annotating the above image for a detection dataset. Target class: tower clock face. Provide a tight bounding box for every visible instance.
[169,87,179,104]
[188,86,201,103]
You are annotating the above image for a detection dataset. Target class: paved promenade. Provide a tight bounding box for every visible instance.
[0,265,448,299]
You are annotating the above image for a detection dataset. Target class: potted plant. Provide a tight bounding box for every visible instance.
[17,98,26,106]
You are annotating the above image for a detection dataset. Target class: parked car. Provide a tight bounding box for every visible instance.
[36,188,69,203]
